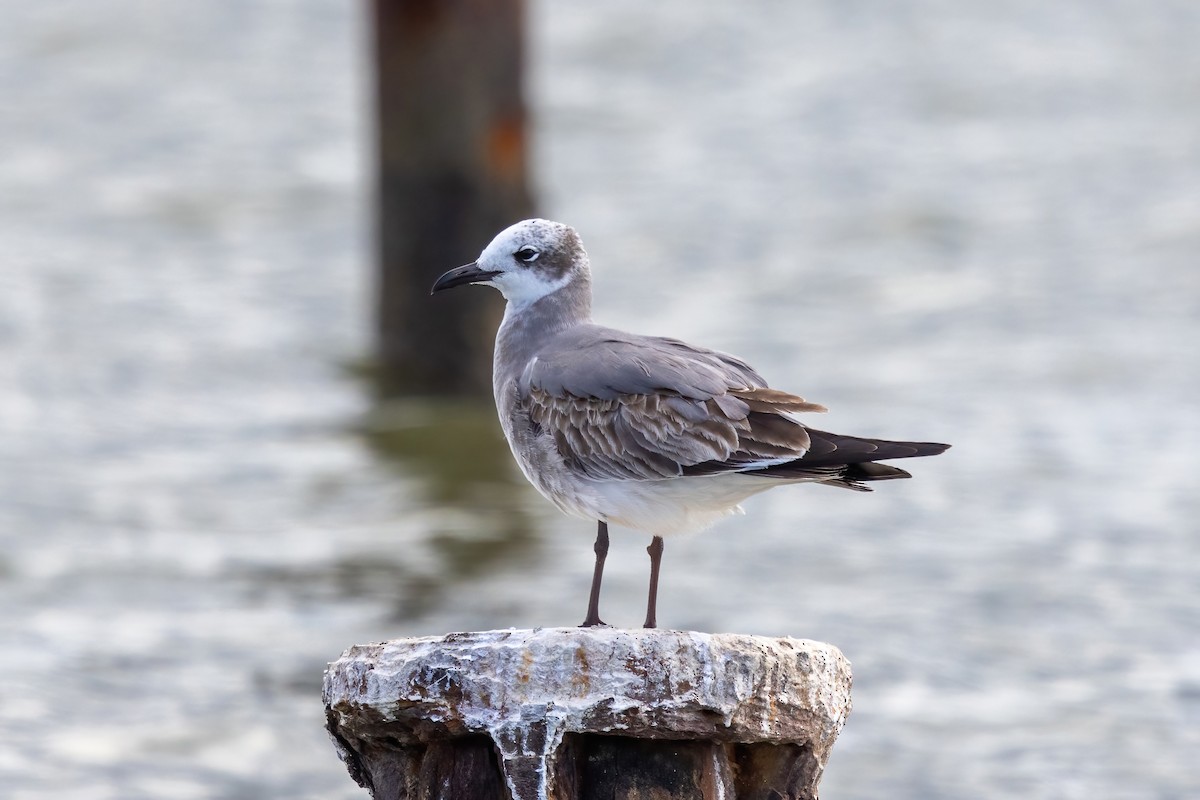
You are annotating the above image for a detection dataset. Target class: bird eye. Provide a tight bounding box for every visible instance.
[515,246,539,262]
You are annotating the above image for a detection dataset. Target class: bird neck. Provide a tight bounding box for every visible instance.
[495,276,592,382]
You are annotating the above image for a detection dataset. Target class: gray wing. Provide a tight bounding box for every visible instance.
[521,326,826,481]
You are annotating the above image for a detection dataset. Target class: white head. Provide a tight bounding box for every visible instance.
[431,219,590,310]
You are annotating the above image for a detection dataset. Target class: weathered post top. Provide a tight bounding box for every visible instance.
[324,627,852,800]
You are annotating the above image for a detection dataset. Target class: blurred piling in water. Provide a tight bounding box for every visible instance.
[324,628,853,800]
[371,0,534,396]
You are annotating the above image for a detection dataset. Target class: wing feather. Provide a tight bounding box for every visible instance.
[523,326,826,482]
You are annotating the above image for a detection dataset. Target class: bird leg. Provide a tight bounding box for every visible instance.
[643,535,665,628]
[580,521,609,627]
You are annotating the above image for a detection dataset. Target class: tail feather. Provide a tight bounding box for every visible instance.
[751,428,949,490]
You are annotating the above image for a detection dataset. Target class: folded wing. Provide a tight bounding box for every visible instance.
[522,326,826,482]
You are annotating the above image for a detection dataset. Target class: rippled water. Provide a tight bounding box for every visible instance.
[2,2,1197,799]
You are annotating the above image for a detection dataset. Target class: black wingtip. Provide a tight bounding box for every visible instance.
[845,462,913,481]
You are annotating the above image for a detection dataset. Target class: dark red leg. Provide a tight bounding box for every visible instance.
[580,521,609,627]
[643,536,664,628]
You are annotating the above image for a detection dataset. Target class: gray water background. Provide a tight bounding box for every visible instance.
[2,1,1198,798]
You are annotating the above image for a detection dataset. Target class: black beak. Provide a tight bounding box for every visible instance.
[430,262,498,295]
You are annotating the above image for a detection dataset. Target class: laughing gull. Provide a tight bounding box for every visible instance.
[432,219,949,628]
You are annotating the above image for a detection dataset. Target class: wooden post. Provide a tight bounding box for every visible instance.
[324,628,853,799]
[371,0,534,396]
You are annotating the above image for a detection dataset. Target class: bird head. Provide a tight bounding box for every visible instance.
[431,219,589,309]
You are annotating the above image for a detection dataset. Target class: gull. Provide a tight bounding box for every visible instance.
[432,219,949,628]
